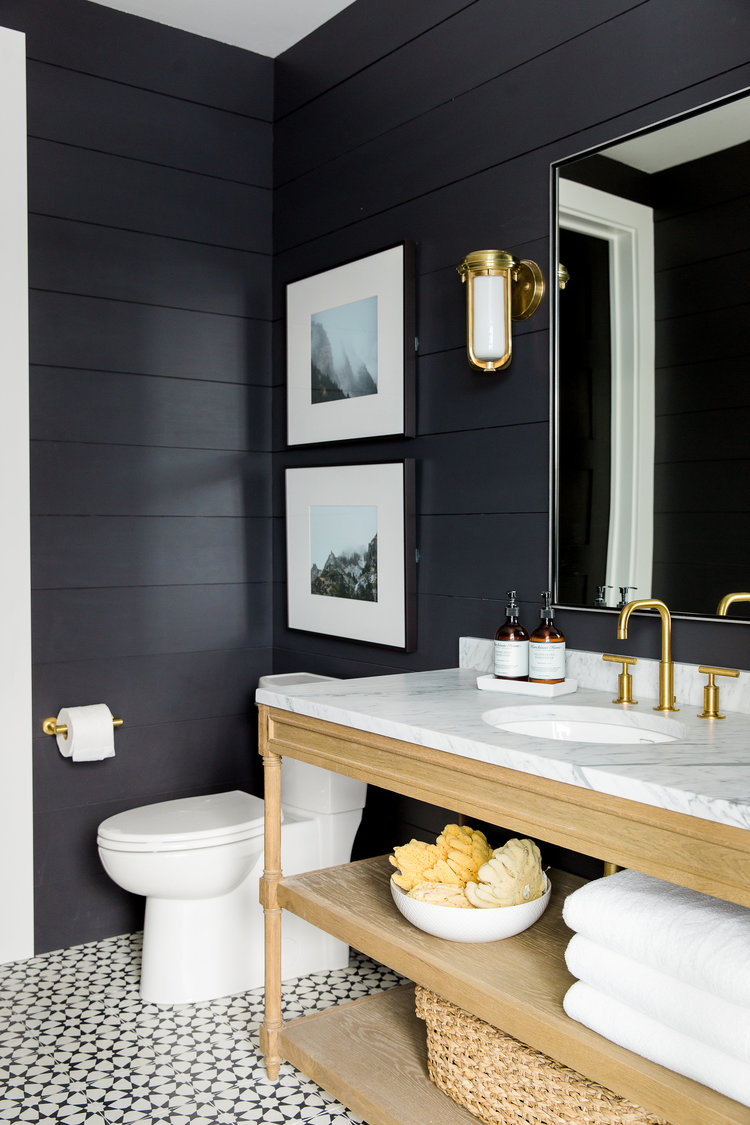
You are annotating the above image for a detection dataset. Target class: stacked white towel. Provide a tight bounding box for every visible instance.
[561,869,750,1108]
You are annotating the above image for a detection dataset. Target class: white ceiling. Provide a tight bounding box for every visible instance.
[87,0,358,58]
[605,96,750,173]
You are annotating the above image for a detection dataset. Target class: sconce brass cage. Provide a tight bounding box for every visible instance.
[457,250,544,372]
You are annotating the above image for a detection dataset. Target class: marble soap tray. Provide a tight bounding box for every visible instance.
[476,675,578,698]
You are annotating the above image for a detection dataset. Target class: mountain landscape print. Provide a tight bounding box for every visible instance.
[309,504,378,602]
[310,295,378,404]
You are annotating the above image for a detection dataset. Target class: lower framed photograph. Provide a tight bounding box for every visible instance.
[285,460,416,650]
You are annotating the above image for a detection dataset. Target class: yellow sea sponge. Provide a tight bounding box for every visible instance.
[391,823,493,891]
[429,857,465,886]
[465,838,546,908]
[389,839,440,890]
[408,881,472,908]
[436,823,492,882]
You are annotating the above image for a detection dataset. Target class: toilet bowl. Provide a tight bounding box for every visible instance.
[97,673,367,1005]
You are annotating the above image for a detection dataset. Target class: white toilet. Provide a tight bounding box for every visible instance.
[97,673,366,1005]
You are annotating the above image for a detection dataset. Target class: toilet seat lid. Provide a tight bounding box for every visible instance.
[97,790,266,850]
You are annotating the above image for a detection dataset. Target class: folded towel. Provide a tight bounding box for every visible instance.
[564,981,750,1108]
[562,869,750,1007]
[565,933,750,1063]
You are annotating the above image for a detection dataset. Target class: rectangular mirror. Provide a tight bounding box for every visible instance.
[552,89,750,622]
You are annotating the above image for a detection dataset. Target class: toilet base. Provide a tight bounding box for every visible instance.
[139,811,360,1005]
[140,887,351,1005]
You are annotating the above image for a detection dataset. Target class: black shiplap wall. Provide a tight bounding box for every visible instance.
[6,0,750,951]
[0,0,274,952]
[272,0,750,850]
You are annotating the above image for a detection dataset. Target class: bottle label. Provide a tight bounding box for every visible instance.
[529,640,566,681]
[494,639,529,678]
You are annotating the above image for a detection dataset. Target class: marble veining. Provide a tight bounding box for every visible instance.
[459,637,750,715]
[256,663,750,832]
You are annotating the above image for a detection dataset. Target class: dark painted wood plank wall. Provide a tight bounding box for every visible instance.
[0,0,275,952]
[3,0,750,952]
[272,0,750,853]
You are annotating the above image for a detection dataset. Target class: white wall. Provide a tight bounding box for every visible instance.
[0,24,33,963]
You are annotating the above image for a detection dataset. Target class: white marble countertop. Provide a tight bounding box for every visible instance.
[256,667,750,832]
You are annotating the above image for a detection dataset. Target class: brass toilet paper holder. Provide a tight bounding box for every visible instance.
[42,715,124,739]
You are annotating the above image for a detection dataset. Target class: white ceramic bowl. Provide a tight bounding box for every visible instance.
[390,875,551,942]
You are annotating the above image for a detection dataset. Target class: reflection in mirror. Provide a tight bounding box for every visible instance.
[554,91,750,621]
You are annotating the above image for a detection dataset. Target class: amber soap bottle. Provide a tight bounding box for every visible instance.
[493,590,530,680]
[528,591,566,684]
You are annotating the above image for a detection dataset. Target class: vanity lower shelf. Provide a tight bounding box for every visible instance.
[279,984,478,1125]
[277,856,750,1125]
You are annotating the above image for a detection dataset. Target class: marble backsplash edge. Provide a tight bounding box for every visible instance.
[458,637,750,715]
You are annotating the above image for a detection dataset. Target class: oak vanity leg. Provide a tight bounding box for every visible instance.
[259,706,283,1081]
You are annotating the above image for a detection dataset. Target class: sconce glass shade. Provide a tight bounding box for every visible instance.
[457,249,544,372]
[473,274,508,363]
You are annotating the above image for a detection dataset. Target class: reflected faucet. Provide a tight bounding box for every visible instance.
[716,592,750,616]
[616,599,678,713]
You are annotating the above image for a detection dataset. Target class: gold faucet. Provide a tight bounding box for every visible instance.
[616,599,678,712]
[716,592,750,616]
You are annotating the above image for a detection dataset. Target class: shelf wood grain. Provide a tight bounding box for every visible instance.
[279,984,479,1125]
[278,856,750,1125]
[266,707,750,908]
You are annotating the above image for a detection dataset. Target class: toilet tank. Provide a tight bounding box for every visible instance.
[258,673,367,815]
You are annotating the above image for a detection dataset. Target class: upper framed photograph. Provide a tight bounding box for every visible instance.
[286,242,415,447]
[285,460,416,651]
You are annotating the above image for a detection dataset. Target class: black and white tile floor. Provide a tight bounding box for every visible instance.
[0,934,404,1125]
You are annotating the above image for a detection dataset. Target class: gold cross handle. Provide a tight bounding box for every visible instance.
[602,653,638,705]
[697,666,739,720]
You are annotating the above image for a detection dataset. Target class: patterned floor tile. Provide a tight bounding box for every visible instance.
[0,935,402,1125]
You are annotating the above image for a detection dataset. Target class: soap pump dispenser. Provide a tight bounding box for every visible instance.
[529,591,566,684]
[494,590,530,681]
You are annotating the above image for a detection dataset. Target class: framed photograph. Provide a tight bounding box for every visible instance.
[285,461,416,650]
[286,242,415,446]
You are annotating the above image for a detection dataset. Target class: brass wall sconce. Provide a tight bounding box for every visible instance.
[457,250,544,372]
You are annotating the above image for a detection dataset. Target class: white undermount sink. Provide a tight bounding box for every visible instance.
[482,704,685,744]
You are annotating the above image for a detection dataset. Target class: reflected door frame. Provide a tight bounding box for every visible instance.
[558,179,655,606]
[0,23,33,962]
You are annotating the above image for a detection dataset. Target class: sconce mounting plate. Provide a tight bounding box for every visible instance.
[511,260,545,320]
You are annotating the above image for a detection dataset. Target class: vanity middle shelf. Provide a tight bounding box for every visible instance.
[277,855,749,1125]
[280,856,578,1050]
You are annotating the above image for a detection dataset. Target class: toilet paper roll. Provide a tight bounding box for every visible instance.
[56,704,116,762]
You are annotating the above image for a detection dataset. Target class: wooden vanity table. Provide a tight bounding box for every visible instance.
[258,673,750,1125]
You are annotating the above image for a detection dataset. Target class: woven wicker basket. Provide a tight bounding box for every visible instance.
[415,987,670,1125]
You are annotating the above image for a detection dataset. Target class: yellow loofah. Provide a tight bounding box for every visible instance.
[429,857,465,885]
[465,838,546,908]
[408,881,472,907]
[436,823,492,882]
[464,881,505,908]
[391,823,493,892]
[389,839,441,890]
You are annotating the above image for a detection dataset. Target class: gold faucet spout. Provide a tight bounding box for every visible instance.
[716,592,750,616]
[616,598,678,712]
